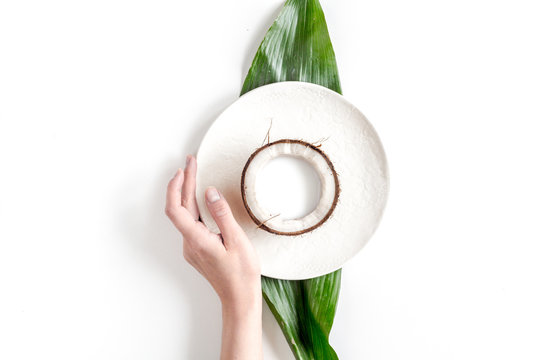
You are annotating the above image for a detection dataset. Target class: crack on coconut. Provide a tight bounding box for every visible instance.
[256,213,281,229]
[241,139,340,236]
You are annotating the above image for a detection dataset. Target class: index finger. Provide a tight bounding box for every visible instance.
[165,169,198,235]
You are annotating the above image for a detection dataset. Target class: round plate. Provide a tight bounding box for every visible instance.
[196,82,388,280]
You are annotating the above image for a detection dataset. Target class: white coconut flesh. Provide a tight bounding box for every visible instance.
[241,139,339,236]
[196,81,389,280]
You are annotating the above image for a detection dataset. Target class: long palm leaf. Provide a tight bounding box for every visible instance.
[240,0,342,358]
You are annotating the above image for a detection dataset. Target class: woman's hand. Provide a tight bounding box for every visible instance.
[165,155,263,360]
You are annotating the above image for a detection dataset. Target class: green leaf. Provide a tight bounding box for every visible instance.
[241,0,342,96]
[240,0,342,358]
[261,271,341,359]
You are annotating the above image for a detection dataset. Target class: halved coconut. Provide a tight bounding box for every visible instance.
[196,82,388,280]
[241,139,339,236]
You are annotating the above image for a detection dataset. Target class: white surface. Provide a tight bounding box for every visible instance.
[1,0,539,359]
[196,82,388,279]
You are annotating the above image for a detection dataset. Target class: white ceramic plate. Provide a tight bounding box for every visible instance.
[196,82,389,280]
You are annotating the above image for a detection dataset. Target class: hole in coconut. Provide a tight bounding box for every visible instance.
[254,155,321,220]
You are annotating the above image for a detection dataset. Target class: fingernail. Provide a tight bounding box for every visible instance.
[206,187,220,203]
[174,168,182,177]
[185,155,191,167]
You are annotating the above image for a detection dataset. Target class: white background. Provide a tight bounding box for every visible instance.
[1,0,539,359]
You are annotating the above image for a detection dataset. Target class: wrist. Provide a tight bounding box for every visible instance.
[221,289,262,320]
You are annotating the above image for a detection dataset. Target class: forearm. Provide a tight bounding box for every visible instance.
[220,291,263,360]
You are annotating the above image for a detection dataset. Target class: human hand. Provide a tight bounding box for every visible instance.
[165,155,261,311]
[165,155,263,359]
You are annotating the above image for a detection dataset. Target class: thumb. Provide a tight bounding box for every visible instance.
[205,187,241,239]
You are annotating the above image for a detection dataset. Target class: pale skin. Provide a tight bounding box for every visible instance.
[165,155,263,360]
